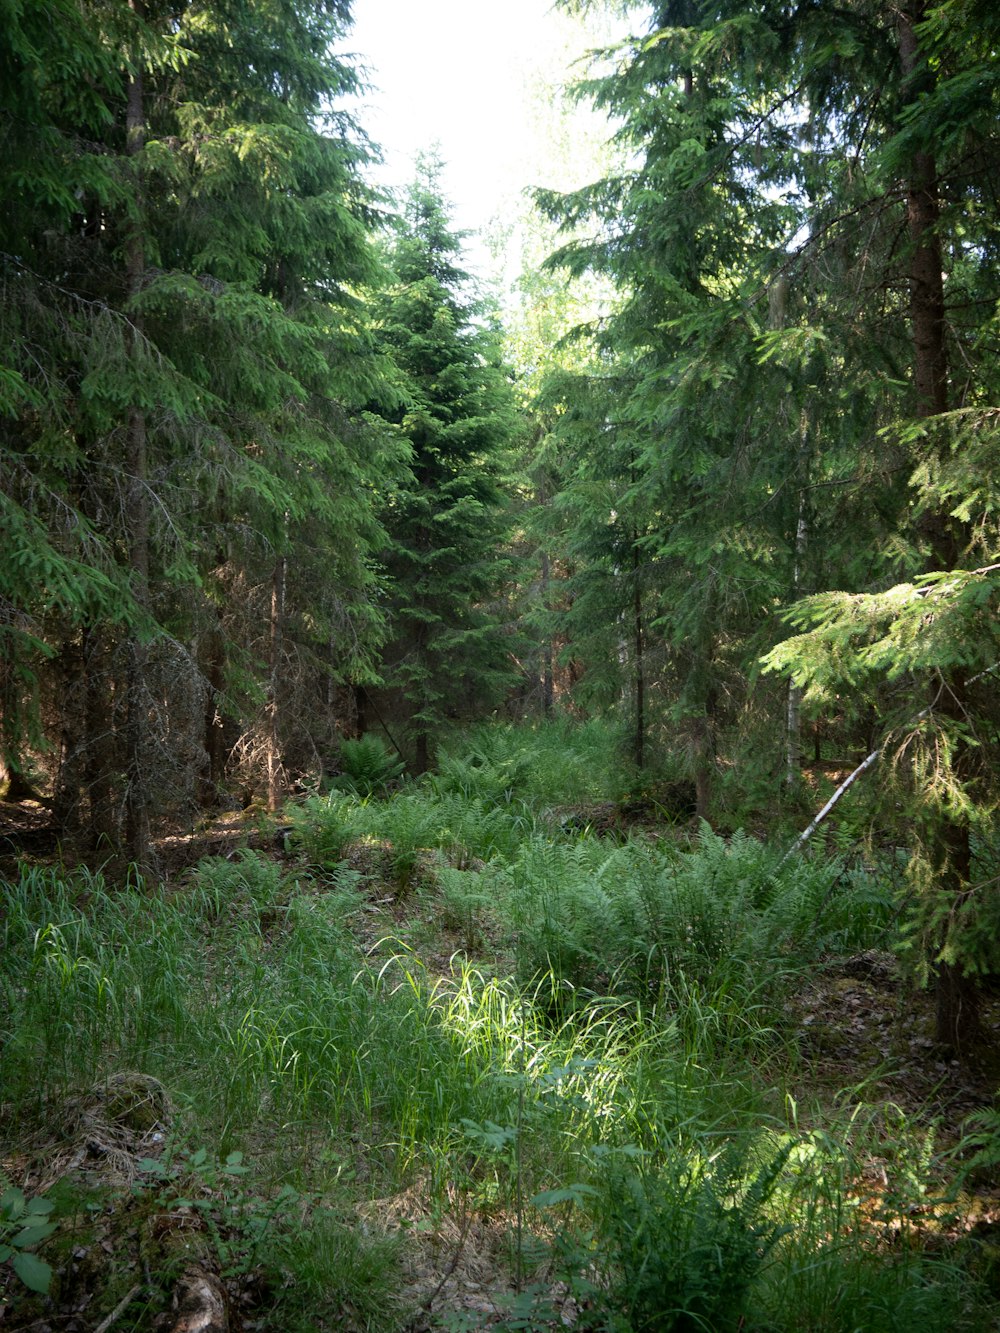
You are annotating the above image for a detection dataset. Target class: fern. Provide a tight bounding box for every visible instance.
[594,1140,793,1332]
[330,735,405,797]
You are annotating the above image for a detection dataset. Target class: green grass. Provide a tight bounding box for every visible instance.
[0,719,994,1331]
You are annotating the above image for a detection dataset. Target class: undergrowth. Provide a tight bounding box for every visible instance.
[0,718,995,1331]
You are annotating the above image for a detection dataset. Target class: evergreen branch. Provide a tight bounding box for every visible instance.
[781,660,1000,864]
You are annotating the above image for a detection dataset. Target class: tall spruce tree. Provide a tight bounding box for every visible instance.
[538,1,819,810]
[552,0,1000,1048]
[1,0,399,855]
[372,157,521,772]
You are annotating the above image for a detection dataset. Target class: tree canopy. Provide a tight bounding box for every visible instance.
[2,0,999,1050]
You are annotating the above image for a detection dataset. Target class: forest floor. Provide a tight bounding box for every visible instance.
[2,776,1000,1332]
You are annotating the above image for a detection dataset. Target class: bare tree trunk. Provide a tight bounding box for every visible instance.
[122,7,152,871]
[353,683,368,738]
[266,555,286,812]
[0,606,32,799]
[414,726,430,776]
[898,3,978,1051]
[692,713,713,822]
[52,634,86,836]
[200,613,227,807]
[632,545,645,771]
[540,549,554,716]
[786,473,809,789]
[83,628,117,850]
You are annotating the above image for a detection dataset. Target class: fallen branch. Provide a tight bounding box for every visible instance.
[778,746,882,867]
[780,661,1000,865]
[93,1285,145,1333]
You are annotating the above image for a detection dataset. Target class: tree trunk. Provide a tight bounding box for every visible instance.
[353,683,368,738]
[540,549,554,716]
[52,633,86,836]
[200,613,227,807]
[786,472,809,789]
[0,607,30,799]
[266,555,286,812]
[122,7,152,871]
[414,727,429,776]
[632,545,645,771]
[83,628,117,851]
[898,3,978,1050]
[692,715,713,822]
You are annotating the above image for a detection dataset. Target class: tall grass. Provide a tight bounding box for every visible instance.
[0,720,990,1331]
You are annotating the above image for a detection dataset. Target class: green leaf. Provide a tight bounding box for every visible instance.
[0,1188,25,1220]
[12,1223,57,1247]
[12,1250,52,1294]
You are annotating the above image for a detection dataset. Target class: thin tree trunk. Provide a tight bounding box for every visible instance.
[266,554,286,812]
[414,726,429,776]
[353,683,368,738]
[84,628,117,850]
[123,7,152,870]
[540,549,554,716]
[786,475,809,789]
[52,633,86,835]
[692,714,713,821]
[898,3,978,1051]
[200,613,227,806]
[632,544,645,770]
[0,606,31,798]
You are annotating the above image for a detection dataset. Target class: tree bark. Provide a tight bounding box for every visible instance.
[540,549,554,716]
[632,543,645,770]
[52,633,86,835]
[200,612,227,807]
[0,606,30,799]
[786,476,809,789]
[414,726,430,776]
[83,628,117,851]
[898,3,978,1050]
[122,5,152,871]
[353,683,368,738]
[266,554,286,812]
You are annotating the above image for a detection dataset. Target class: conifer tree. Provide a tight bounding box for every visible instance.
[372,157,522,771]
[554,0,1000,1047]
[1,0,399,851]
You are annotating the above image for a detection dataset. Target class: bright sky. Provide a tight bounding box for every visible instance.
[345,0,628,280]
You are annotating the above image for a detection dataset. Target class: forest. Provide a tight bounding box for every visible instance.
[2,0,1000,1329]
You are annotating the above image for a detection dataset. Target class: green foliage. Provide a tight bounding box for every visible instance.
[331,735,405,797]
[0,1185,56,1295]
[355,791,441,893]
[589,1141,792,1333]
[1,725,996,1330]
[0,0,399,836]
[131,1144,404,1328]
[372,154,523,766]
[289,793,360,871]
[134,1146,268,1275]
[433,717,633,810]
[188,849,288,922]
[500,825,893,1041]
[762,570,1000,703]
